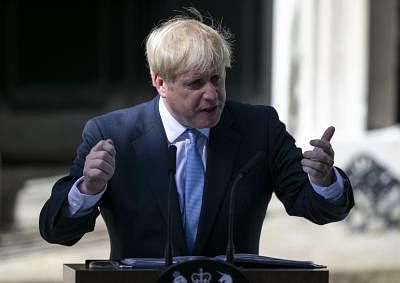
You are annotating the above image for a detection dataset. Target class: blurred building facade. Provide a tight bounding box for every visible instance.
[272,0,400,234]
[272,0,400,177]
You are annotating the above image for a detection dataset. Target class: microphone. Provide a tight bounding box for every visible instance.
[165,145,177,266]
[226,151,266,264]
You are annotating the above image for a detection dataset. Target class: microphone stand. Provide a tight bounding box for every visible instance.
[165,145,177,266]
[226,151,266,265]
[226,173,243,264]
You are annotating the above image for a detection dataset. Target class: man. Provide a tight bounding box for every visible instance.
[39,12,354,260]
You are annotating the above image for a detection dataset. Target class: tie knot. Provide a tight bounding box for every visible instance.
[187,129,201,144]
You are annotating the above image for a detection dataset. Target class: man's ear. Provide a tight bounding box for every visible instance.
[154,74,168,98]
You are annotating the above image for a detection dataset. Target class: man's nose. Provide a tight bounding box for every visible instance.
[202,82,218,101]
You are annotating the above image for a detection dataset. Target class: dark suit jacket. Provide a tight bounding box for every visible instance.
[39,96,354,260]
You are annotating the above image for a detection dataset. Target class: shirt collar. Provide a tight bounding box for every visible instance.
[158,96,210,143]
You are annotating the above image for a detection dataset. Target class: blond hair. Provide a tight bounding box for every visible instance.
[145,11,232,83]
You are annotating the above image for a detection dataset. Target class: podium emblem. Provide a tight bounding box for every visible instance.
[191,268,211,283]
[158,258,248,283]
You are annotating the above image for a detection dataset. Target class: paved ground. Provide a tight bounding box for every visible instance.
[0,175,400,283]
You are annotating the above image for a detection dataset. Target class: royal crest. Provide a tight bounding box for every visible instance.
[191,268,211,283]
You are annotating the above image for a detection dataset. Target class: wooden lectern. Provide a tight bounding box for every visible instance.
[63,264,328,283]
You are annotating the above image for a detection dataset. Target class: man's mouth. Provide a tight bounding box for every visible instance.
[200,106,219,112]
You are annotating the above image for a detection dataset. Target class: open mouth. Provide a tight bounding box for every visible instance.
[201,106,218,113]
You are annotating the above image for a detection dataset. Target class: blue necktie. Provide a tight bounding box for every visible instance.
[184,129,204,253]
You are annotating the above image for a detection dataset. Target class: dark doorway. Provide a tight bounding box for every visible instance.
[0,0,273,110]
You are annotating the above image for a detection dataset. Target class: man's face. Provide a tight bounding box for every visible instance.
[156,68,226,129]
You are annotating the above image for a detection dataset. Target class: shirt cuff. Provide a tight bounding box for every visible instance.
[66,176,106,217]
[310,167,345,203]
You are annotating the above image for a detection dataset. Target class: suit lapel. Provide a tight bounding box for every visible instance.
[131,97,187,255]
[194,107,242,254]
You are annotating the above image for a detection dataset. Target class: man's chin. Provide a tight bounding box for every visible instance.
[196,115,222,129]
[203,109,224,128]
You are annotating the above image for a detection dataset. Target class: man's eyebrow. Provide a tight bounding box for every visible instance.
[182,74,204,80]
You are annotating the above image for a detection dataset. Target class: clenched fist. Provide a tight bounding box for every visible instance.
[79,139,116,195]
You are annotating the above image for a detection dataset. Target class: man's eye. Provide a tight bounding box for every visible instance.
[211,75,221,84]
[187,79,203,88]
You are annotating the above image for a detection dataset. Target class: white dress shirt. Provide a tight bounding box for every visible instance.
[66,97,345,217]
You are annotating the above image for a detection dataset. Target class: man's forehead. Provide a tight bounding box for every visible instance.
[179,67,226,78]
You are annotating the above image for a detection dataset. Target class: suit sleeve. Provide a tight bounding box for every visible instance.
[267,108,354,224]
[39,119,104,245]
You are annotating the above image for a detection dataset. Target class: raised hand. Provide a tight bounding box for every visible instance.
[79,139,116,195]
[301,126,335,187]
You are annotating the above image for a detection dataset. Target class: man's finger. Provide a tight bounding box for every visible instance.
[301,158,332,174]
[91,140,116,157]
[91,140,107,152]
[303,150,333,166]
[87,151,115,168]
[321,126,335,142]
[102,140,116,157]
[310,139,334,156]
